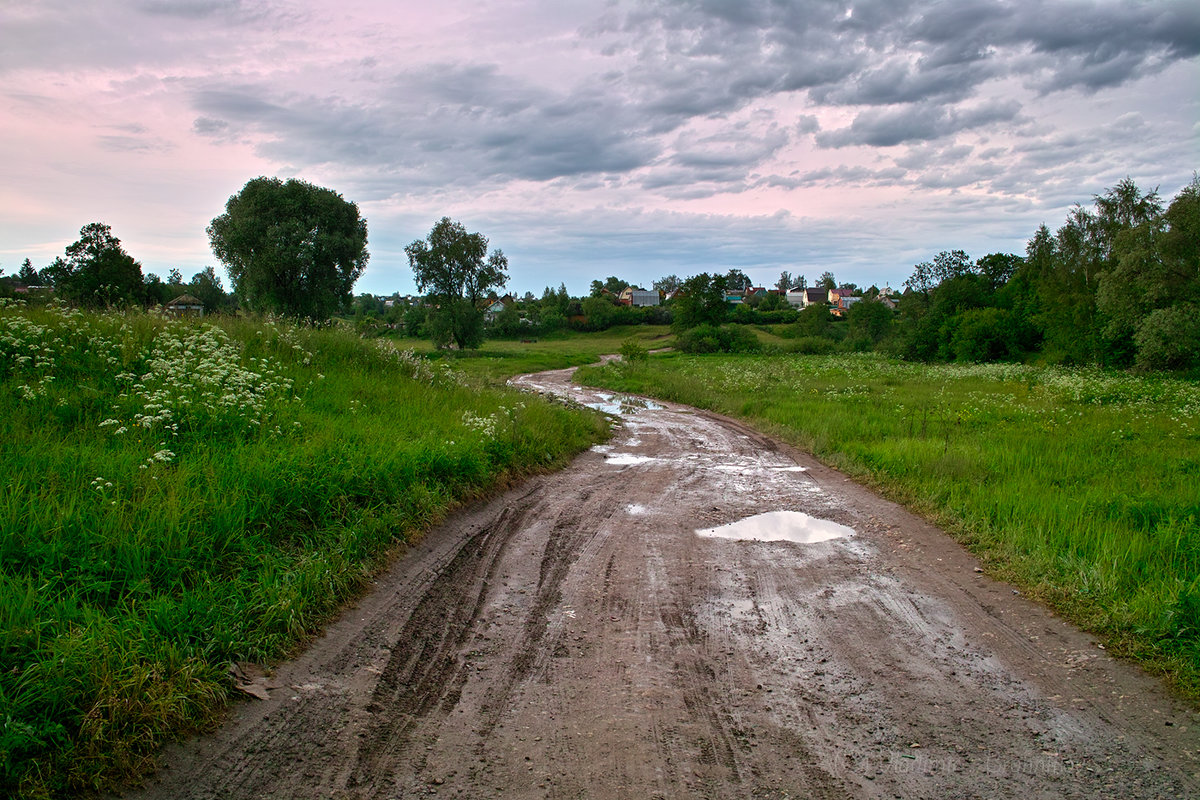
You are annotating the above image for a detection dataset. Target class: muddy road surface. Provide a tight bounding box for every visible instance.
[130,366,1199,799]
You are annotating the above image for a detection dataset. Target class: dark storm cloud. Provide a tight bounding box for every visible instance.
[177,0,1194,200]
[815,99,1022,148]
[607,0,1198,110]
[188,66,662,192]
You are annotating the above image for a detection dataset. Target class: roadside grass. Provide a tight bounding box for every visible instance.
[0,301,609,798]
[577,351,1200,700]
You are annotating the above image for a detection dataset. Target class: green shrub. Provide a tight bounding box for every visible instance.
[675,324,762,354]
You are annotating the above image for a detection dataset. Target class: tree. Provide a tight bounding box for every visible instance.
[45,222,145,308]
[406,217,508,350]
[672,273,728,330]
[795,302,831,337]
[188,266,229,313]
[817,271,837,290]
[143,274,175,307]
[759,290,785,311]
[1097,176,1200,369]
[653,274,682,294]
[976,253,1022,291]
[582,295,616,331]
[776,271,793,292]
[846,298,891,347]
[207,176,369,320]
[724,269,751,292]
[904,250,972,293]
[17,258,38,284]
[590,276,629,297]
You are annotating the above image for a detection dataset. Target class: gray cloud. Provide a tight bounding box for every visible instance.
[189,65,664,192]
[815,99,1022,148]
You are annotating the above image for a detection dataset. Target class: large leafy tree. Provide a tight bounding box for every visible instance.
[672,273,728,330]
[44,222,145,308]
[406,217,508,349]
[207,177,368,320]
[188,266,230,314]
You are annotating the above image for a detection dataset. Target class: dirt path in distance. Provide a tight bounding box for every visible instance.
[128,366,1199,799]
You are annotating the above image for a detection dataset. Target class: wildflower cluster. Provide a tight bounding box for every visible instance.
[373,339,462,386]
[461,402,524,439]
[109,323,295,439]
[1,303,123,402]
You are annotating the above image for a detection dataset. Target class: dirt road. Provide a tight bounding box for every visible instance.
[130,366,1199,799]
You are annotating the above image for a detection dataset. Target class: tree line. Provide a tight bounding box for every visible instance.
[6,174,1196,372]
[889,176,1199,371]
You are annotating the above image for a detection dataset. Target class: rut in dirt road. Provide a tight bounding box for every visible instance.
[128,366,1199,800]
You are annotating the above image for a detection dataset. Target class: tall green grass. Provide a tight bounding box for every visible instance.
[578,352,1200,698]
[0,301,608,798]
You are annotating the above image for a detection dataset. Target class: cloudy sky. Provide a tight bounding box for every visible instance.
[2,0,1197,296]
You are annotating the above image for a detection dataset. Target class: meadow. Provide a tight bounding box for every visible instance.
[577,351,1200,697]
[391,324,674,382]
[0,301,609,798]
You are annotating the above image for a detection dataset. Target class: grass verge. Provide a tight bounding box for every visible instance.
[577,351,1200,701]
[0,302,609,798]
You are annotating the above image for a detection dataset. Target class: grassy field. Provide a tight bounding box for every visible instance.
[577,351,1200,699]
[383,325,673,382]
[0,302,609,798]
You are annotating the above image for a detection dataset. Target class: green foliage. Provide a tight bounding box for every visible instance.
[671,273,728,331]
[581,294,616,331]
[43,223,145,308]
[406,218,508,350]
[619,338,649,364]
[792,302,831,338]
[578,352,1200,697]
[488,302,524,338]
[187,266,229,314]
[1133,303,1200,372]
[675,323,761,354]
[208,177,368,320]
[845,298,892,350]
[589,276,629,297]
[0,304,606,798]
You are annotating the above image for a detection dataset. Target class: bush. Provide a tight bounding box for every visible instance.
[1134,304,1200,372]
[619,339,649,364]
[675,324,762,354]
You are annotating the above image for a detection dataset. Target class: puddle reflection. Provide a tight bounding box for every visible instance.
[697,510,853,544]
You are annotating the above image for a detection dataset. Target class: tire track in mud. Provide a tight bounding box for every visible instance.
[346,501,533,791]
[128,366,1200,800]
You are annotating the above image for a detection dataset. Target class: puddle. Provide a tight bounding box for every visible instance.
[696,511,853,544]
[771,466,808,473]
[605,453,656,466]
[626,504,648,515]
[585,392,664,416]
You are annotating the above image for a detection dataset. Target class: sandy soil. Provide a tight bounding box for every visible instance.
[127,366,1200,799]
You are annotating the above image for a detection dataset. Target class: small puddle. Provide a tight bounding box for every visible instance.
[585,392,664,416]
[696,510,854,544]
[605,453,656,466]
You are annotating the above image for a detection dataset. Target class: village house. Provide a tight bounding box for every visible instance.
[630,289,660,307]
[165,294,204,317]
[803,287,828,307]
[482,294,513,322]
